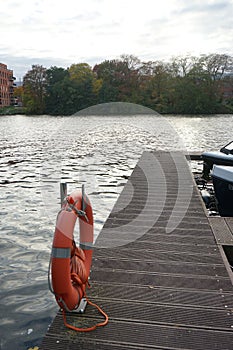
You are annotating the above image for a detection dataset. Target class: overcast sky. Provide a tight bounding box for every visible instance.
[1,0,233,80]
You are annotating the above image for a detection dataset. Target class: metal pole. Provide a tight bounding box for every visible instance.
[82,184,85,211]
[60,182,67,207]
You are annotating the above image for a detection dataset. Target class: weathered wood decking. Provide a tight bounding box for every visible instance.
[41,151,233,350]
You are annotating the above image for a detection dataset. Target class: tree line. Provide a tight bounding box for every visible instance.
[14,54,233,115]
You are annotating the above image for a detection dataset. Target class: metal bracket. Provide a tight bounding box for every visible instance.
[76,298,87,313]
[59,298,87,314]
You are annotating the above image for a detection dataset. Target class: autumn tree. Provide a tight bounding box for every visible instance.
[13,85,24,106]
[21,53,233,115]
[94,56,141,103]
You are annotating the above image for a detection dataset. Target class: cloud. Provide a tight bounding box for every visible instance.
[0,51,108,80]
[176,0,231,15]
[0,53,70,80]
[0,0,233,78]
[142,0,233,58]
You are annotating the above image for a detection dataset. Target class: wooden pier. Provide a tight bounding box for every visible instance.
[41,151,233,350]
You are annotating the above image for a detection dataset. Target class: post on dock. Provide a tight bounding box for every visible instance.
[60,182,67,206]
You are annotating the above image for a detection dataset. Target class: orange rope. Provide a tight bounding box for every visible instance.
[62,245,108,332]
[62,296,109,332]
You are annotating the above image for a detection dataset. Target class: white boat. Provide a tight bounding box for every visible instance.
[201,141,233,178]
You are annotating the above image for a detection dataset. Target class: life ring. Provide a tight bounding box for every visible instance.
[51,189,94,311]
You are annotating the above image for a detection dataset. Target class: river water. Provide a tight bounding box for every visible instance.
[0,110,233,349]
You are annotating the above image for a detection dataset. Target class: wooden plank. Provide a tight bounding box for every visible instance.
[41,151,233,350]
[209,217,233,245]
[225,217,233,235]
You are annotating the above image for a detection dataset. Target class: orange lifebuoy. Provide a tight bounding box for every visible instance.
[51,190,94,311]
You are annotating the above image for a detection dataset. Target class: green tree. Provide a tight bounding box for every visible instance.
[23,65,48,114]
[45,64,100,115]
[94,60,122,102]
[138,61,173,112]
[46,75,90,115]
[45,66,69,114]
[47,66,69,85]
[167,55,222,113]
[171,69,219,114]
[49,78,79,115]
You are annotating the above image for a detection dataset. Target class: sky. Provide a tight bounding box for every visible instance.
[1,0,233,80]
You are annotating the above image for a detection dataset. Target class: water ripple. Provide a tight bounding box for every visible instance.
[0,113,233,349]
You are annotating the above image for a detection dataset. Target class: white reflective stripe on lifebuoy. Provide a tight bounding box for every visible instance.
[52,247,71,258]
[56,210,76,240]
[79,242,93,250]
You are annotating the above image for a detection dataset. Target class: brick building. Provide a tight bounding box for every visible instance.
[0,63,16,107]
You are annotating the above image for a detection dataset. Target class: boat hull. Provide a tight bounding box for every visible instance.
[212,165,233,216]
[202,151,233,167]
[201,151,233,179]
